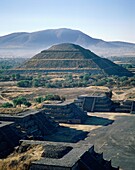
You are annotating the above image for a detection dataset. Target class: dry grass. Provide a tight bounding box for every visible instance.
[1,83,135,102]
[0,85,110,102]
[86,85,110,91]
[0,144,44,170]
[112,87,135,101]
[0,84,135,113]
[0,108,28,115]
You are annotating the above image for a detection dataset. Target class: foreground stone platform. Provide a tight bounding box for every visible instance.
[0,121,20,158]
[19,140,118,170]
[0,102,88,158]
[0,110,58,158]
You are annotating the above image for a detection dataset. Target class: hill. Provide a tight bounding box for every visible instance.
[0,28,135,57]
[20,43,132,77]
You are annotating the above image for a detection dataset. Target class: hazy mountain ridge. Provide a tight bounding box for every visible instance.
[0,28,135,57]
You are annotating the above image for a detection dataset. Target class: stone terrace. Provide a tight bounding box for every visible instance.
[0,121,20,158]
[43,102,87,124]
[75,93,135,113]
[0,110,58,158]
[19,140,119,170]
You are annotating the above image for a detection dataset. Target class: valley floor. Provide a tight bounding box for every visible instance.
[0,84,135,169]
[0,84,135,105]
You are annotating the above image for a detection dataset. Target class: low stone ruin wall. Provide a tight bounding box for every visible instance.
[18,140,119,170]
[75,95,135,113]
[0,110,58,158]
[0,121,20,158]
[43,102,87,124]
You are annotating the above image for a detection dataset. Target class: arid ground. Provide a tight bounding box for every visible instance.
[0,81,135,104]
[0,83,135,170]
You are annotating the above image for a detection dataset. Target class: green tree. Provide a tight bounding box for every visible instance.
[1,102,13,108]
[130,81,135,86]
[23,101,31,107]
[35,96,44,103]
[65,74,73,81]
[32,78,40,87]
[44,94,61,101]
[17,80,32,87]
[119,76,128,82]
[95,80,107,86]
[61,96,66,102]
[16,73,21,80]
[13,96,27,107]
[11,74,16,80]
[83,73,90,81]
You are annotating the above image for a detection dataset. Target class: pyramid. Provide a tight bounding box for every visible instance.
[21,43,132,76]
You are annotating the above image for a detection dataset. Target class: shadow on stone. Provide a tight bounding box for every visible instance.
[42,145,73,159]
[44,126,88,143]
[83,116,114,126]
[44,116,113,143]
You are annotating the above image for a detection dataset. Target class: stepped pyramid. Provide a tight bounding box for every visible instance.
[21,43,132,76]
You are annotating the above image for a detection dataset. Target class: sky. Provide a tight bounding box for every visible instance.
[0,0,135,43]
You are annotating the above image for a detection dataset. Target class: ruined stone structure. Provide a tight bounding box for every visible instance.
[115,100,135,113]
[75,93,135,113]
[43,102,87,123]
[75,94,113,112]
[0,103,87,158]
[0,110,58,158]
[17,140,118,170]
[0,121,20,158]
[0,102,120,169]
[0,110,58,137]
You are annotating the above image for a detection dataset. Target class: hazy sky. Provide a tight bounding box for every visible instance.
[0,0,135,43]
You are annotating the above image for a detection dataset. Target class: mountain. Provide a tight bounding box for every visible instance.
[0,28,135,57]
[20,43,132,77]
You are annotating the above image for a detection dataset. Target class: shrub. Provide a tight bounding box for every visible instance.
[17,80,32,87]
[1,102,13,108]
[95,80,107,86]
[130,81,135,86]
[61,96,66,102]
[119,76,128,81]
[44,94,63,101]
[35,97,44,103]
[83,73,90,81]
[13,96,28,107]
[23,101,31,107]
[44,94,59,101]
[32,78,40,87]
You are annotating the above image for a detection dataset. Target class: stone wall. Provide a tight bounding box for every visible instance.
[75,95,113,112]
[19,140,119,170]
[0,110,58,157]
[0,122,20,158]
[75,94,135,113]
[43,102,87,124]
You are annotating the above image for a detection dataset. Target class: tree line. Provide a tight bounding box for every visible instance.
[1,94,65,108]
